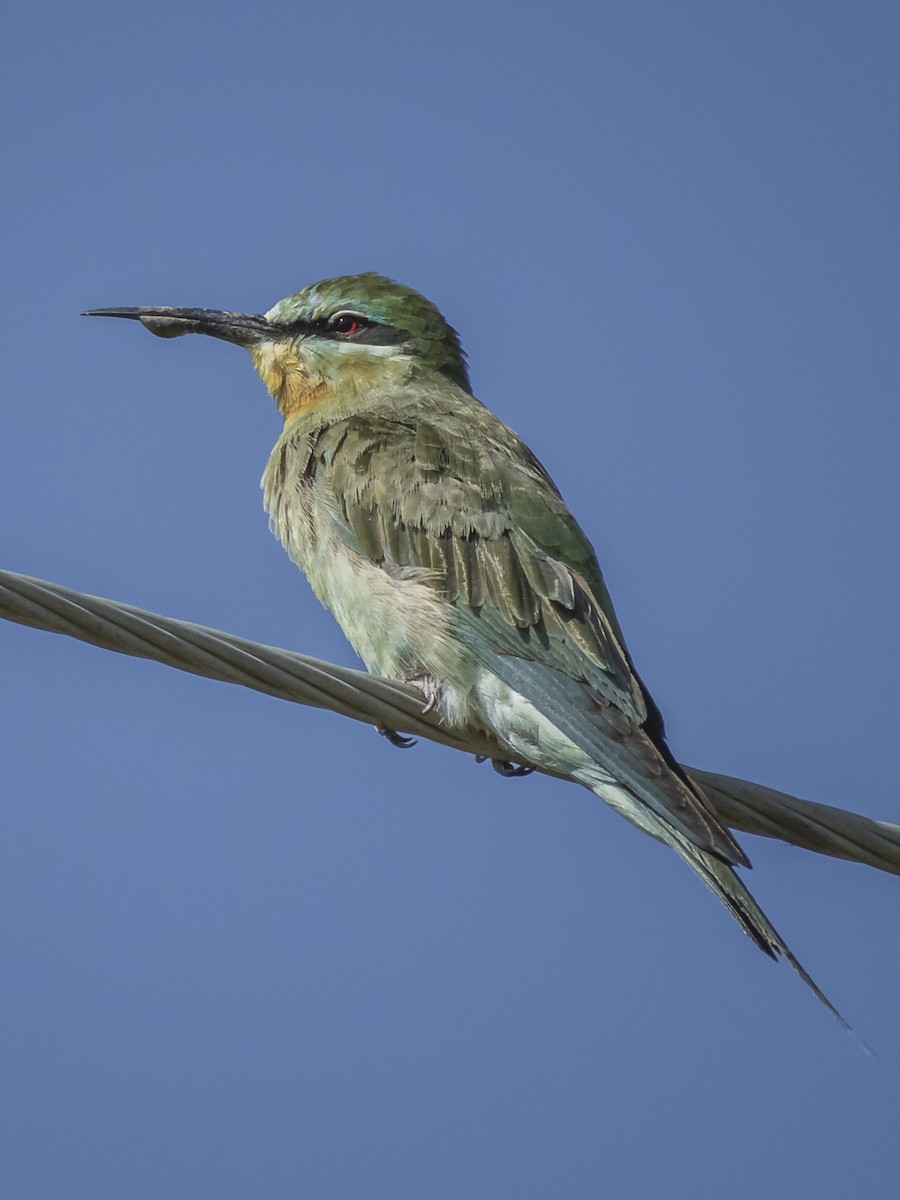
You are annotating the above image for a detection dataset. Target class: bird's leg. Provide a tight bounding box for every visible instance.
[396,671,533,775]
[375,669,445,749]
[376,725,417,750]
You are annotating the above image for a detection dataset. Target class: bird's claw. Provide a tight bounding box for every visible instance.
[493,759,534,777]
[376,725,417,749]
[476,756,534,777]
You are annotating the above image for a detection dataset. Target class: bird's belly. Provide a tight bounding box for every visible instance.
[308,546,446,678]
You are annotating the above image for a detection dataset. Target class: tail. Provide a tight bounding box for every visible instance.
[582,773,852,1030]
[668,828,850,1030]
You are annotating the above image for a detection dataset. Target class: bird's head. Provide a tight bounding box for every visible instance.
[85,273,470,421]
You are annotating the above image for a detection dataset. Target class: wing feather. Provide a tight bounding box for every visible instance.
[306,414,642,712]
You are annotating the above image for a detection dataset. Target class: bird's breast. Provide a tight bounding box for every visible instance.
[260,435,476,705]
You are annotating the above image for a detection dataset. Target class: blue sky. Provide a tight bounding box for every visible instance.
[2,3,899,1197]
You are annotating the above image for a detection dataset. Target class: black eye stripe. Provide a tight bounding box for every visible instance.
[282,314,412,347]
[337,323,413,346]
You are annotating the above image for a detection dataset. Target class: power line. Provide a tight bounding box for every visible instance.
[3,567,898,875]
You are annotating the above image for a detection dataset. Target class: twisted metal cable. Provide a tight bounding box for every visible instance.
[3,567,898,875]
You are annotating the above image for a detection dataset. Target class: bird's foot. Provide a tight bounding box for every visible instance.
[476,755,534,777]
[376,725,417,750]
[402,670,442,716]
[493,759,534,777]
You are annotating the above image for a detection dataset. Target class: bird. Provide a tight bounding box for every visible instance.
[85,272,848,1026]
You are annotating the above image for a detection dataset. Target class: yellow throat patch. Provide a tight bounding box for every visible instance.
[251,341,328,421]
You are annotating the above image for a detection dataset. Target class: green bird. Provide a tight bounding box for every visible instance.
[86,272,846,1024]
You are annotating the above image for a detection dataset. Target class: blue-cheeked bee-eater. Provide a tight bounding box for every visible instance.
[86,273,849,1025]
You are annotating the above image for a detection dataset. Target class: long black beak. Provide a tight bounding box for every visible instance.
[81,306,274,346]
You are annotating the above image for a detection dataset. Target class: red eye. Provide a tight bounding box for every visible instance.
[331,313,361,336]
